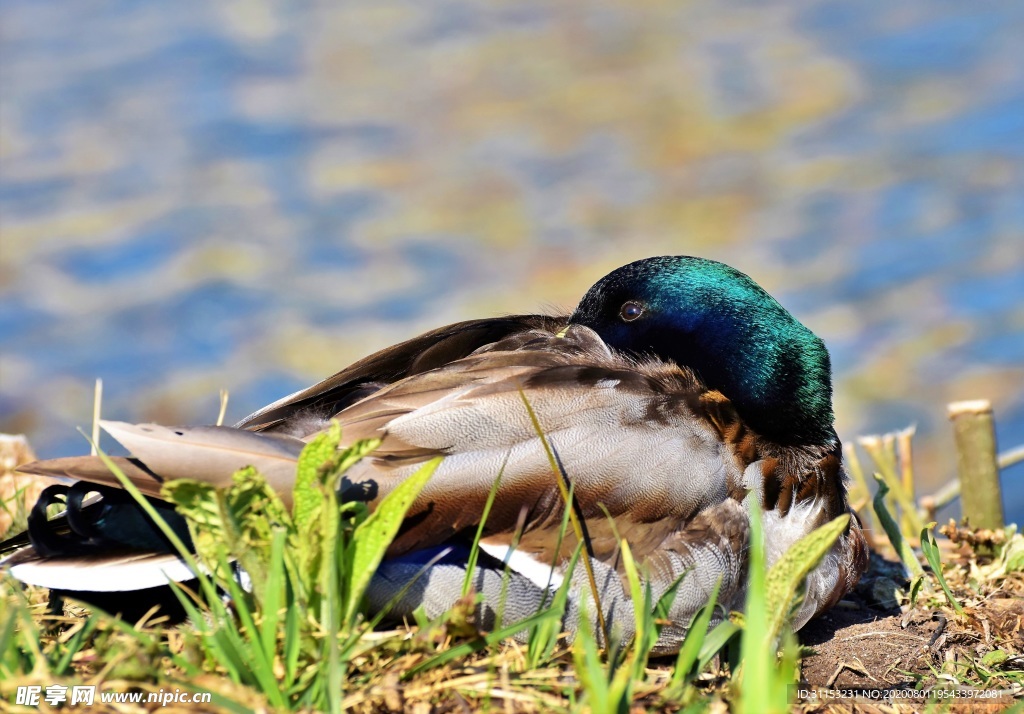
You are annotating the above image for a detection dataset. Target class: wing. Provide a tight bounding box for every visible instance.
[330,325,749,567]
[236,314,568,434]
[327,325,756,646]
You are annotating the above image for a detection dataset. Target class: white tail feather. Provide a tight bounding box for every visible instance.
[3,548,196,592]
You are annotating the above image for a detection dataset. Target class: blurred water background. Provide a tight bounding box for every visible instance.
[1,1,1022,523]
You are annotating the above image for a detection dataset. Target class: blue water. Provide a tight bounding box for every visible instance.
[1,0,1022,523]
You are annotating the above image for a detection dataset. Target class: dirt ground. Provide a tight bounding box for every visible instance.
[797,552,1024,713]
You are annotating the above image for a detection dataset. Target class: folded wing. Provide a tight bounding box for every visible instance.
[237,315,567,433]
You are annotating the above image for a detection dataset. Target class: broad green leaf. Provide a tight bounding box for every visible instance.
[219,469,278,597]
[162,479,224,571]
[294,424,380,531]
[764,513,850,643]
[163,467,291,597]
[293,423,343,530]
[334,437,381,478]
[982,649,1009,667]
[162,479,220,522]
[345,457,441,623]
[1001,531,1024,573]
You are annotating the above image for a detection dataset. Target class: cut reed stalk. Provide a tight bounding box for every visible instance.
[948,400,1004,540]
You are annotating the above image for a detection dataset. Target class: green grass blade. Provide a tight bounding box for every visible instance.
[321,485,342,714]
[671,577,722,687]
[284,603,302,686]
[697,619,740,673]
[620,538,646,660]
[571,606,611,714]
[404,608,559,679]
[53,616,100,676]
[873,475,925,579]
[219,569,287,707]
[859,435,925,537]
[739,497,793,714]
[519,388,609,648]
[168,581,249,683]
[259,528,287,664]
[740,498,771,714]
[461,455,508,598]
[524,482,580,668]
[0,601,22,674]
[526,542,582,669]
[920,525,965,616]
[611,537,649,705]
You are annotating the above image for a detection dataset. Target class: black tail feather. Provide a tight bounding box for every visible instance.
[27,482,193,558]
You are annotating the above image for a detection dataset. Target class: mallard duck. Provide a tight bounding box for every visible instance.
[1,256,867,651]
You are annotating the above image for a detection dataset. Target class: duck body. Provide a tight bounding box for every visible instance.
[1,257,867,652]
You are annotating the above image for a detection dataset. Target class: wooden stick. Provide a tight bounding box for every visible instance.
[998,444,1024,469]
[948,400,1004,534]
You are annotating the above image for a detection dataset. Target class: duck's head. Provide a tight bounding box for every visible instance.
[570,256,835,446]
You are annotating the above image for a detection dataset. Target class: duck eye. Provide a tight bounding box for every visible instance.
[619,301,644,322]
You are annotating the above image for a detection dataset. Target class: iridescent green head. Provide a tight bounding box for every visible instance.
[571,256,835,446]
